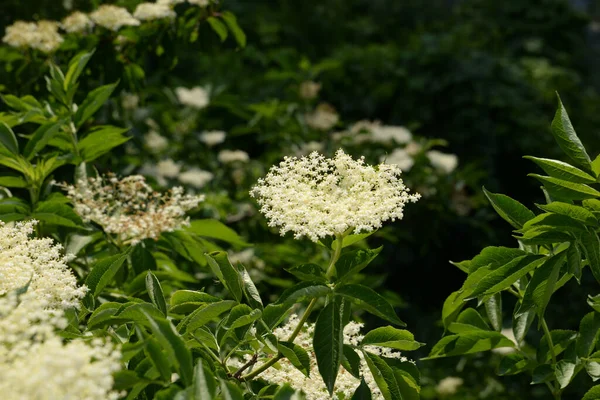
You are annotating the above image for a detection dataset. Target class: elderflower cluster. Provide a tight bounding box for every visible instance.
[60,174,203,245]
[250,149,420,242]
[305,103,339,131]
[176,86,210,109]
[2,20,63,53]
[133,2,176,21]
[62,11,94,33]
[90,5,140,31]
[0,220,87,309]
[236,316,410,399]
[0,294,122,400]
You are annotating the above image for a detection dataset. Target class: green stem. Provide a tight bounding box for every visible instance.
[325,233,344,280]
[541,317,561,400]
[241,297,319,381]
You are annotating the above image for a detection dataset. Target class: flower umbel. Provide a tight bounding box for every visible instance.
[60,174,203,245]
[250,149,420,242]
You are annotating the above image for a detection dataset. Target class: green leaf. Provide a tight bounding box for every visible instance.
[593,154,600,178]
[497,353,532,376]
[73,82,118,128]
[0,176,27,188]
[483,187,535,229]
[219,379,244,400]
[536,330,577,363]
[85,250,131,299]
[537,202,598,226]
[205,251,243,302]
[278,341,311,377]
[146,271,167,317]
[524,156,596,183]
[143,312,194,386]
[178,300,237,333]
[237,263,263,309]
[336,284,405,326]
[186,219,249,246]
[335,246,382,282]
[221,11,247,48]
[485,293,503,331]
[517,253,565,320]
[314,296,345,395]
[285,263,327,283]
[529,174,600,201]
[577,312,600,357]
[273,384,307,400]
[32,200,83,228]
[193,360,216,400]
[78,126,130,162]
[551,94,592,170]
[351,378,372,400]
[567,242,583,282]
[583,385,600,400]
[207,17,228,42]
[87,302,121,329]
[342,345,362,379]
[513,306,535,344]
[531,364,554,384]
[521,212,587,233]
[145,337,172,382]
[0,122,19,155]
[169,290,220,314]
[555,359,577,388]
[363,352,401,400]
[467,255,544,300]
[427,331,516,359]
[330,232,376,249]
[64,50,94,93]
[447,308,490,334]
[23,121,64,160]
[581,231,600,284]
[361,326,423,351]
[586,360,600,382]
[275,281,332,306]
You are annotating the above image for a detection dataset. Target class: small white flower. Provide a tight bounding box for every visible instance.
[121,92,139,110]
[133,2,176,21]
[178,168,214,189]
[176,86,209,109]
[251,149,420,242]
[305,103,339,131]
[436,376,464,396]
[199,130,226,146]
[426,150,458,174]
[218,149,250,164]
[299,80,321,99]
[188,0,211,6]
[381,148,414,172]
[90,5,140,31]
[2,20,63,53]
[61,12,94,33]
[157,158,181,178]
[144,130,169,153]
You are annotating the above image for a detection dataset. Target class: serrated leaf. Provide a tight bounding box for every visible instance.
[497,353,532,376]
[485,293,502,331]
[186,219,249,246]
[32,200,83,228]
[78,125,130,162]
[221,11,246,47]
[285,263,327,283]
[555,359,577,388]
[178,300,237,333]
[336,284,405,326]
[426,331,515,359]
[483,187,535,229]
[143,312,193,386]
[193,360,216,400]
[278,341,311,377]
[274,281,332,306]
[237,263,263,309]
[581,231,600,284]
[517,253,565,320]
[335,247,382,282]
[447,308,490,334]
[85,250,131,300]
[145,337,172,382]
[583,385,600,400]
[351,378,372,399]
[207,17,228,42]
[577,312,600,357]
[363,352,401,400]
[361,326,423,351]
[524,156,596,183]
[551,94,592,170]
[0,122,19,155]
[205,251,243,302]
[537,202,598,226]
[529,174,600,201]
[23,120,64,160]
[64,50,94,92]
[146,271,167,316]
[219,378,244,400]
[342,345,362,379]
[73,82,118,128]
[536,330,577,363]
[169,290,220,313]
[314,296,345,395]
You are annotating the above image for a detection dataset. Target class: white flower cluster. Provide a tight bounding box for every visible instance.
[90,5,141,31]
[218,149,250,164]
[60,174,203,245]
[178,167,214,189]
[250,149,420,242]
[0,220,86,309]
[241,316,410,399]
[299,80,322,99]
[62,11,93,33]
[0,221,121,399]
[176,86,210,109]
[133,2,177,21]
[436,376,464,396]
[0,294,122,400]
[305,103,339,131]
[199,130,226,146]
[2,20,63,53]
[348,120,413,145]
